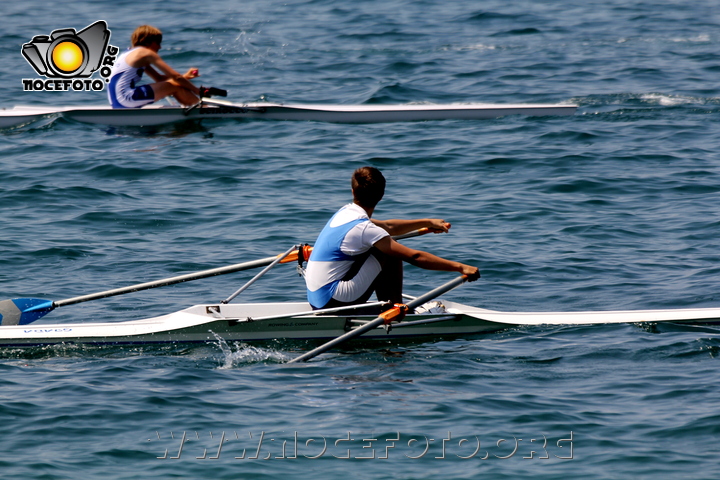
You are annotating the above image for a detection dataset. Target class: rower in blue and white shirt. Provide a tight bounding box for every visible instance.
[305,166,480,310]
[108,25,200,109]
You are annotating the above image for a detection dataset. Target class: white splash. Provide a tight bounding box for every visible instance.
[672,34,710,43]
[210,331,290,368]
[640,93,696,106]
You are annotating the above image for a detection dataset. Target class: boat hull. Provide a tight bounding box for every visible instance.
[0,302,499,347]
[1,101,577,128]
[0,303,503,346]
[2,300,720,348]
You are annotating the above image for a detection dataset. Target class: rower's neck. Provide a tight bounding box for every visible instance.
[354,201,373,218]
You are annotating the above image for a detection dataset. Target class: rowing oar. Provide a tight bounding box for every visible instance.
[287,272,478,364]
[0,248,311,326]
[0,228,432,326]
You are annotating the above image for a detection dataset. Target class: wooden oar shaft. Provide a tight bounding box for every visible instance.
[287,274,470,364]
[54,255,284,308]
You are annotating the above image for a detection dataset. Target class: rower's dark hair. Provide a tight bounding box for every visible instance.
[352,166,385,209]
[131,25,163,47]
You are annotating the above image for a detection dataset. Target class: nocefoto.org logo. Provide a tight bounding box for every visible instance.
[21,20,119,92]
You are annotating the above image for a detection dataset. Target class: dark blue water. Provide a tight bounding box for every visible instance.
[2,0,720,478]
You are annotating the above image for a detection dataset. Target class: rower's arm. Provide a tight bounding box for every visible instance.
[372,218,450,236]
[144,53,200,94]
[144,65,167,82]
[373,236,479,278]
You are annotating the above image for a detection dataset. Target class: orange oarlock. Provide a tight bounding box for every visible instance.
[279,245,314,264]
[380,304,409,325]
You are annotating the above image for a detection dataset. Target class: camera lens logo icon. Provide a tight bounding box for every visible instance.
[52,41,85,74]
[22,21,110,78]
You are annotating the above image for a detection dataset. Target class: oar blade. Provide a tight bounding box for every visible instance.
[0,298,55,326]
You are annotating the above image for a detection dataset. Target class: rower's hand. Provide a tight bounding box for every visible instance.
[462,265,481,282]
[428,219,451,233]
[185,68,200,79]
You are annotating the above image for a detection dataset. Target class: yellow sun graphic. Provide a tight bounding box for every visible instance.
[51,41,84,73]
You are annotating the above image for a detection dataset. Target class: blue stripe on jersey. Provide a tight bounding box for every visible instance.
[306,214,367,308]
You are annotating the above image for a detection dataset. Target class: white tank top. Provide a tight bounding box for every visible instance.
[107,48,151,108]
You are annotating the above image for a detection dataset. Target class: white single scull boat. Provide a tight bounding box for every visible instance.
[2,239,717,352]
[0,98,577,128]
[2,299,720,348]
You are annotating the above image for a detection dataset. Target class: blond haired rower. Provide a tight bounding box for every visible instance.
[108,25,202,108]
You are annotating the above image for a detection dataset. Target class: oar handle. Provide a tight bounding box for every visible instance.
[287,274,471,364]
[391,227,431,241]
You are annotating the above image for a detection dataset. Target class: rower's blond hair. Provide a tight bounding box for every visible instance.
[131,25,163,47]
